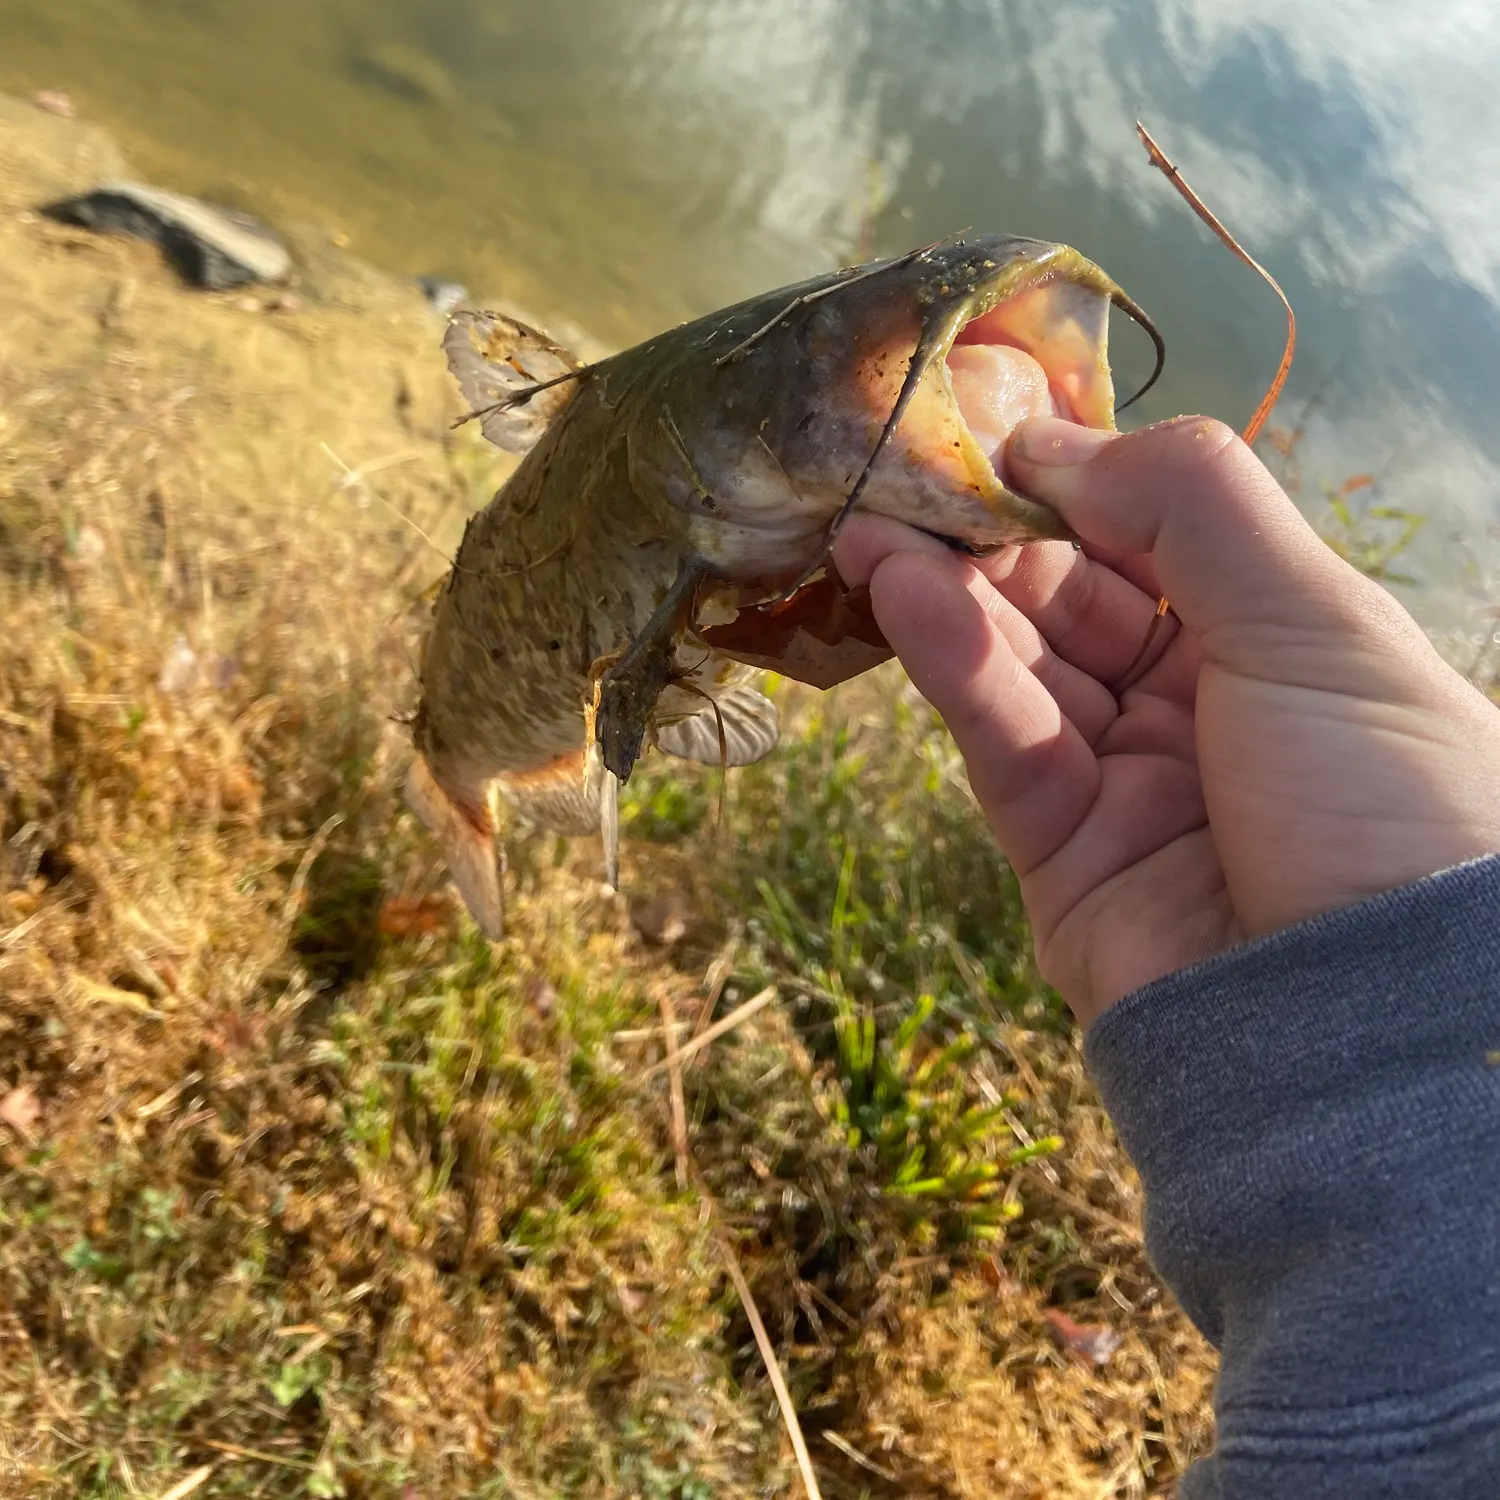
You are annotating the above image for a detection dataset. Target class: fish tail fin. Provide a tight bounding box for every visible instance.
[405,756,506,939]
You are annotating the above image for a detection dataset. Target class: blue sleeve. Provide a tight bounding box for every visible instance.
[1084,855,1500,1500]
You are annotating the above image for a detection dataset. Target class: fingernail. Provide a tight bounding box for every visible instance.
[1009,416,1115,467]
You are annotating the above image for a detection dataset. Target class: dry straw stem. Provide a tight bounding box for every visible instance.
[715,1228,825,1500]
[647,973,819,1495]
[640,983,779,1080]
[1119,122,1300,685]
[644,968,816,1498]
[656,984,691,1190]
[152,1465,216,1500]
[193,1438,315,1471]
[1134,121,1297,447]
[281,813,345,934]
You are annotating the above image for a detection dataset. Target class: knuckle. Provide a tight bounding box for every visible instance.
[1152,415,1243,470]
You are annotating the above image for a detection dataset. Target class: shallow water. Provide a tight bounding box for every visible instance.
[4,0,1500,627]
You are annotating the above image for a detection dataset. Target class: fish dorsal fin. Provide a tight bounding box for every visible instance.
[444,310,585,453]
[656,684,780,767]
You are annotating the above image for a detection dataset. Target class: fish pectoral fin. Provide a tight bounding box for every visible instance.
[596,558,709,782]
[444,310,588,454]
[498,748,599,835]
[657,684,781,768]
[405,757,505,940]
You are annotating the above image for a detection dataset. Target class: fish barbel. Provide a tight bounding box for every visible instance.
[409,236,1163,935]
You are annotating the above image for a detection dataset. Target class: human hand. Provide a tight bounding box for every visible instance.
[833,415,1500,1027]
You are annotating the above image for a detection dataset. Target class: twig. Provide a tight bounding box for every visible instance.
[658,987,691,1191]
[135,1071,204,1120]
[643,1035,822,1498]
[284,1329,331,1367]
[717,1232,824,1500]
[280,814,343,934]
[1024,1176,1141,1243]
[194,1438,314,1471]
[154,1465,215,1500]
[1115,123,1299,694]
[611,1022,692,1043]
[822,1429,898,1482]
[641,985,778,1081]
[632,990,820,1496]
[1134,122,1296,446]
[686,933,741,1070]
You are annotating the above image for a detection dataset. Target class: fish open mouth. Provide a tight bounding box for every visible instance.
[942,278,1126,490]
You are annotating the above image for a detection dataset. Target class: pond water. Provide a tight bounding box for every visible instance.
[5,0,1500,629]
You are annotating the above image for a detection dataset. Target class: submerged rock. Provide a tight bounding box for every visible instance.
[349,43,457,107]
[416,275,468,315]
[42,181,291,290]
[31,91,76,119]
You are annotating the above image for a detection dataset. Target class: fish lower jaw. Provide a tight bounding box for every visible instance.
[689,514,833,590]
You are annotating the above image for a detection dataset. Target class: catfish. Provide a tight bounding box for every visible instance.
[408,236,1162,936]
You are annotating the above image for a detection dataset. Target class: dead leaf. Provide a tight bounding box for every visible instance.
[377,893,451,939]
[631,894,691,946]
[0,1086,41,1140]
[980,1255,1020,1298]
[1042,1308,1123,1368]
[1339,473,1376,496]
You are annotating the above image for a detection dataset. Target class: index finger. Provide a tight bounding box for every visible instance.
[836,531,1106,875]
[976,539,1167,686]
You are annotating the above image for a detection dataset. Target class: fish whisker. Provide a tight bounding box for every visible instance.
[450,364,596,429]
[711,238,946,369]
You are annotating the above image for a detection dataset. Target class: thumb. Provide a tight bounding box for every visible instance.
[1004,415,1407,668]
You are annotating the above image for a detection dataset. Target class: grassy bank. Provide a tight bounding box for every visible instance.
[0,93,1225,1498]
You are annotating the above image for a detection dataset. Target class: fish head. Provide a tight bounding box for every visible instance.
[657,236,1160,585]
[779,235,1157,548]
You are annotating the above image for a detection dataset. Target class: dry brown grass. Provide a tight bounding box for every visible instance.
[0,96,1217,1499]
